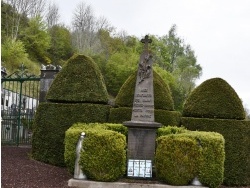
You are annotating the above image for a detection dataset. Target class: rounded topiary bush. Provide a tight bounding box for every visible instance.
[115,70,174,110]
[155,131,225,188]
[64,123,127,181]
[183,77,245,120]
[79,129,126,181]
[46,54,108,103]
[155,135,200,185]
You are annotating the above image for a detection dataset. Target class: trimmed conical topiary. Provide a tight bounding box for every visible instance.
[46,54,108,103]
[115,70,174,110]
[183,77,245,120]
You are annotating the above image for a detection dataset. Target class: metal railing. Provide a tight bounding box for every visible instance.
[1,64,40,145]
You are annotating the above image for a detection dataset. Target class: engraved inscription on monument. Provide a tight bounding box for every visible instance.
[131,35,155,122]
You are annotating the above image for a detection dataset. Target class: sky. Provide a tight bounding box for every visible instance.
[52,0,250,110]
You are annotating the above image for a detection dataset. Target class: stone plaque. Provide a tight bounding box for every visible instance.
[127,159,152,178]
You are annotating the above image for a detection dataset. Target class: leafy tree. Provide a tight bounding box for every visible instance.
[1,1,29,42]
[48,25,74,65]
[104,51,138,96]
[1,37,40,74]
[20,16,51,64]
[46,2,60,28]
[150,26,202,111]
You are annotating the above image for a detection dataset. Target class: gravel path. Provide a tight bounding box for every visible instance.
[1,146,73,188]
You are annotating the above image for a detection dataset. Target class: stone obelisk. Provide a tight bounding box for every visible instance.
[123,36,161,177]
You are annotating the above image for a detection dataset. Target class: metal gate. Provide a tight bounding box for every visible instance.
[1,64,40,146]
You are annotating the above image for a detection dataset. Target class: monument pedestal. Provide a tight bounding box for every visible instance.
[124,121,161,160]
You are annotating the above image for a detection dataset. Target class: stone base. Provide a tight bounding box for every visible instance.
[123,121,161,129]
[127,128,157,160]
[68,179,208,188]
[123,121,161,161]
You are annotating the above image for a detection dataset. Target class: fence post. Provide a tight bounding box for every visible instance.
[39,64,61,103]
[1,66,7,78]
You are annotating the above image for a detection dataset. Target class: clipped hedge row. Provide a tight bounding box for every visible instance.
[155,131,225,188]
[181,117,250,186]
[109,107,181,126]
[64,123,126,181]
[32,103,110,166]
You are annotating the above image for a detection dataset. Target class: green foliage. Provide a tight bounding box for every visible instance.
[48,25,74,64]
[1,38,27,68]
[64,123,126,181]
[104,51,138,96]
[181,117,250,186]
[108,107,181,126]
[20,16,51,63]
[155,136,201,185]
[1,1,29,42]
[155,131,225,188]
[32,103,110,166]
[1,38,40,74]
[115,70,174,110]
[80,129,126,181]
[150,26,202,111]
[157,125,188,137]
[183,78,245,120]
[46,54,109,103]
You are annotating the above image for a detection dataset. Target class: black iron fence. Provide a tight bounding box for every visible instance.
[1,64,40,145]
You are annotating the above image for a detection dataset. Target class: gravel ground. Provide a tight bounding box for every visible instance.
[1,146,73,188]
[1,146,249,188]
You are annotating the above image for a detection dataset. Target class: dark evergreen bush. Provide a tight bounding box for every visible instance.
[32,103,110,166]
[64,123,126,181]
[32,54,111,166]
[46,54,109,103]
[181,117,250,186]
[183,77,245,120]
[155,131,225,188]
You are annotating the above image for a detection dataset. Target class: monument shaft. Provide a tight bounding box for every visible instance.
[123,36,161,178]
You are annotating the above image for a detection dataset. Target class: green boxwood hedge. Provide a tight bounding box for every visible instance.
[64,123,126,181]
[32,103,110,166]
[183,78,245,120]
[181,117,250,186]
[109,107,181,126]
[46,54,109,103]
[155,131,225,188]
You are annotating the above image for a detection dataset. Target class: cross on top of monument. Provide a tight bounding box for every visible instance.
[141,35,152,51]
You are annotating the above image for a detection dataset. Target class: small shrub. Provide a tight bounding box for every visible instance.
[155,135,201,185]
[155,131,225,188]
[80,129,126,181]
[64,123,127,177]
